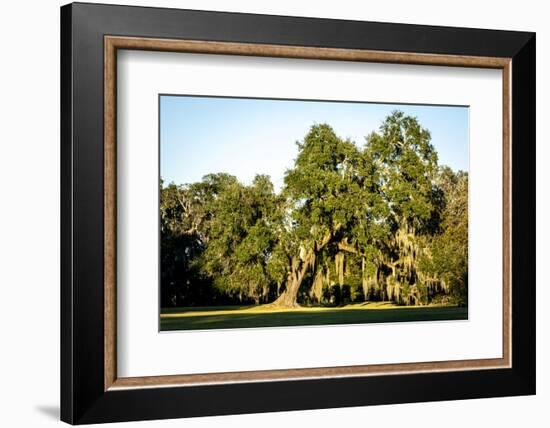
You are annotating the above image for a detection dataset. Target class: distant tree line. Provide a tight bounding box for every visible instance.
[160,111,468,308]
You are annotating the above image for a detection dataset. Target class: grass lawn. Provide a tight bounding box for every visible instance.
[160,302,467,331]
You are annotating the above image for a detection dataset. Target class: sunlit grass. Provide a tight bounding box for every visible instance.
[161,301,452,318]
[160,303,467,331]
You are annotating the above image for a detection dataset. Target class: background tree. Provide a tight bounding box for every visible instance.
[160,180,211,306]
[197,174,283,304]
[418,167,468,305]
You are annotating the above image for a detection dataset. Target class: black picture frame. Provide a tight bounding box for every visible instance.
[61,2,535,424]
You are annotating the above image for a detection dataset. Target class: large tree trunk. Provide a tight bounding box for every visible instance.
[270,229,338,308]
[271,253,314,308]
[272,276,302,308]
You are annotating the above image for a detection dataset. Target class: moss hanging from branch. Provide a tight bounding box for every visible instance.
[335,252,345,287]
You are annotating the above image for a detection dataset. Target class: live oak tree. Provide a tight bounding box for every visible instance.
[271,124,359,307]
[361,111,441,305]
[192,174,283,304]
[160,111,468,308]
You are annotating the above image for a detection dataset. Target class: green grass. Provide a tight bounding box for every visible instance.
[160,303,467,331]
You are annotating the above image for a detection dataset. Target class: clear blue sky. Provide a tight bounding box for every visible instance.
[160,95,469,191]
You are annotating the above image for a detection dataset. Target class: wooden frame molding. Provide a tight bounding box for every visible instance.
[104,35,512,391]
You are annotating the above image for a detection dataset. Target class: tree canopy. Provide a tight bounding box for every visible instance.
[161,111,468,308]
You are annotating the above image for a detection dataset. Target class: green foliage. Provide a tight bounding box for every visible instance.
[366,110,439,231]
[160,180,214,306]
[160,111,468,308]
[285,124,360,238]
[194,174,283,303]
[418,168,468,305]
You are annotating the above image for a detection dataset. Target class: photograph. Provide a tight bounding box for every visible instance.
[53,2,536,425]
[159,95,469,331]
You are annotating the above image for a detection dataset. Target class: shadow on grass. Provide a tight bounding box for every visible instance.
[160,306,468,331]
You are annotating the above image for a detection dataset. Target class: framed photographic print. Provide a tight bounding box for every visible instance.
[60,2,536,424]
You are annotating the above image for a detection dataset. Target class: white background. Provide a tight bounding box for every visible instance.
[118,51,503,377]
[0,0,546,427]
